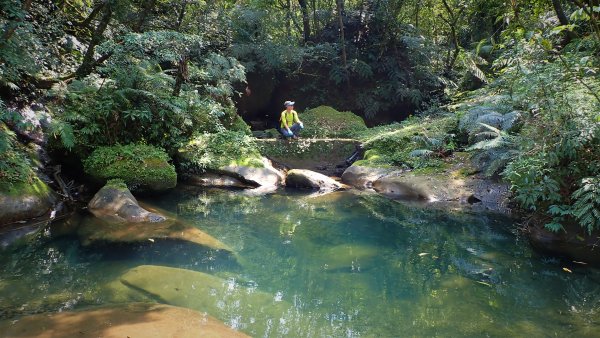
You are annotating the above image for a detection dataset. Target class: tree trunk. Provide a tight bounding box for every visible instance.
[175,2,188,32]
[552,0,576,43]
[76,5,113,79]
[336,0,348,85]
[441,0,462,74]
[569,0,600,40]
[78,2,105,30]
[172,56,189,97]
[286,0,292,38]
[298,0,311,42]
[414,2,420,29]
[134,0,157,32]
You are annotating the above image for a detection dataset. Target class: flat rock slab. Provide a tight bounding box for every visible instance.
[286,169,343,191]
[120,265,296,336]
[184,172,250,188]
[372,173,511,212]
[341,165,400,190]
[0,303,249,338]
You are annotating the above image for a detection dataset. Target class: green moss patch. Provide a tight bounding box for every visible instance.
[178,131,264,172]
[0,177,51,197]
[84,144,177,191]
[301,106,367,138]
[354,115,459,170]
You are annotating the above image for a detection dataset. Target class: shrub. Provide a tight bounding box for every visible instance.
[84,144,177,192]
[178,131,263,172]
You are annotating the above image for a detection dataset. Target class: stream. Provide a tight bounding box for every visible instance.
[1,187,600,337]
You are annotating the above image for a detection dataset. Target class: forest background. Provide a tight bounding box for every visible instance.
[1,0,599,236]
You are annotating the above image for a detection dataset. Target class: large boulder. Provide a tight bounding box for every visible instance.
[0,179,55,226]
[286,169,343,191]
[219,157,284,188]
[84,144,177,192]
[341,165,399,189]
[0,303,250,338]
[88,180,166,223]
[527,223,600,264]
[84,181,233,252]
[178,131,283,188]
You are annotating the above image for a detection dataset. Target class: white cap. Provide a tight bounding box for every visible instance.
[284,101,295,107]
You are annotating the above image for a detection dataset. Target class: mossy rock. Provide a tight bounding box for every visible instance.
[84,144,177,192]
[0,177,55,226]
[301,106,367,138]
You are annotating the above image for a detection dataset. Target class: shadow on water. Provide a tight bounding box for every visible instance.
[2,187,600,336]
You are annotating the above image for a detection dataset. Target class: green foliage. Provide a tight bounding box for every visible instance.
[84,143,177,191]
[105,178,128,190]
[300,106,367,138]
[496,32,600,232]
[0,123,35,188]
[53,34,248,155]
[178,131,263,172]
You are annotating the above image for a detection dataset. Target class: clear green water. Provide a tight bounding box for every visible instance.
[1,187,600,337]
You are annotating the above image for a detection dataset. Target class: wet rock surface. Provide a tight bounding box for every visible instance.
[371,172,511,213]
[88,184,165,223]
[341,165,399,190]
[219,157,284,188]
[183,172,251,188]
[0,181,55,227]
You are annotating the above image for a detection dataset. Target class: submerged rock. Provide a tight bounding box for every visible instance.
[119,265,294,336]
[0,179,56,226]
[286,169,343,191]
[527,224,600,265]
[0,303,249,338]
[320,244,380,272]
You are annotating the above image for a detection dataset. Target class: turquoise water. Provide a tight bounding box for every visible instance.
[1,187,600,337]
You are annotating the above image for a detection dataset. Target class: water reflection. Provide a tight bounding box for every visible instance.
[1,187,600,336]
